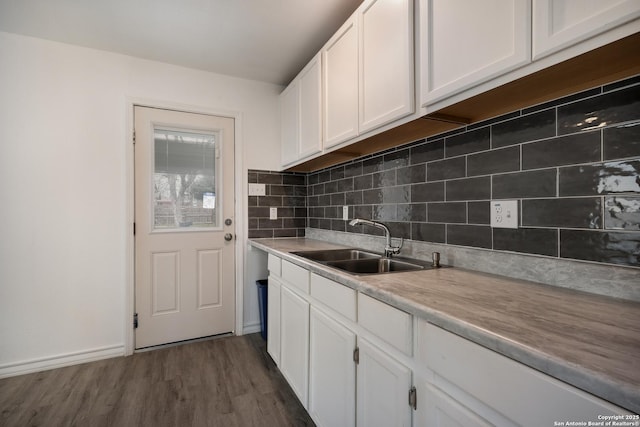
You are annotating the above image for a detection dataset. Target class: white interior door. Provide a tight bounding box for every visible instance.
[134,106,235,349]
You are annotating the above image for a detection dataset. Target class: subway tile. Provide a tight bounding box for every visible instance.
[428,202,466,223]
[558,84,640,135]
[363,156,384,174]
[312,183,324,195]
[382,186,410,204]
[427,157,466,181]
[270,185,306,197]
[603,122,640,160]
[523,87,601,115]
[324,180,338,194]
[412,223,445,243]
[259,218,282,229]
[344,161,363,178]
[325,206,339,219]
[493,169,557,199]
[295,208,307,218]
[384,148,410,170]
[285,196,306,207]
[297,228,306,237]
[411,139,445,164]
[468,111,520,131]
[337,178,354,192]
[317,219,332,230]
[397,164,426,185]
[492,109,556,148]
[604,196,640,231]
[319,170,331,183]
[318,194,331,206]
[248,171,258,183]
[282,218,306,228]
[307,195,319,207]
[445,128,490,157]
[362,188,383,205]
[283,174,306,186]
[345,191,363,205]
[308,218,319,228]
[522,198,602,229]
[353,205,373,220]
[248,218,258,229]
[307,173,319,185]
[331,219,346,232]
[354,175,373,190]
[603,75,640,93]
[373,170,396,188]
[258,195,282,207]
[559,160,640,196]
[411,182,445,202]
[309,207,324,218]
[278,207,295,218]
[248,229,273,238]
[274,229,298,238]
[248,196,257,207]
[446,177,491,201]
[397,203,426,222]
[467,146,520,176]
[249,205,272,218]
[493,228,558,257]
[468,201,490,225]
[447,224,492,249]
[388,222,411,240]
[560,229,640,267]
[373,205,397,221]
[522,131,601,169]
[331,166,345,181]
[257,172,282,184]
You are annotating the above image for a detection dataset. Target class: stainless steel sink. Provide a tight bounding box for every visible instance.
[327,258,424,274]
[292,249,381,262]
[292,248,437,275]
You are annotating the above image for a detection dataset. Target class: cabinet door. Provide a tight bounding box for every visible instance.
[299,53,323,159]
[416,383,495,427]
[266,276,281,365]
[420,0,531,106]
[280,81,299,166]
[323,16,359,148]
[359,0,414,133]
[280,285,310,408]
[357,338,411,427]
[308,307,356,427]
[533,0,640,59]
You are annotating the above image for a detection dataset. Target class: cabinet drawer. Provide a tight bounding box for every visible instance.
[268,254,281,277]
[417,320,625,424]
[358,293,412,355]
[282,260,310,294]
[310,273,357,321]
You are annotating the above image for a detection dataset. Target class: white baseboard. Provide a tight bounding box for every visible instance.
[242,321,262,335]
[0,345,124,379]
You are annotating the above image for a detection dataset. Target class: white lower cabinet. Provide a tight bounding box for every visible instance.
[266,275,281,365]
[357,337,412,427]
[416,320,627,426]
[308,306,356,427]
[280,285,310,408]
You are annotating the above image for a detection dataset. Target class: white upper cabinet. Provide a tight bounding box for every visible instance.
[359,0,415,133]
[280,53,322,167]
[533,0,640,59]
[280,80,299,167]
[420,0,531,106]
[323,16,359,149]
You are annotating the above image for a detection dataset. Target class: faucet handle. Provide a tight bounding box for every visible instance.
[387,237,403,255]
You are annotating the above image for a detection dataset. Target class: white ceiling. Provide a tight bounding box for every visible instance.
[0,0,362,86]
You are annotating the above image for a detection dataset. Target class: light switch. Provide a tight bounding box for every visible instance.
[270,207,278,220]
[248,183,266,196]
[491,200,518,229]
[342,206,349,220]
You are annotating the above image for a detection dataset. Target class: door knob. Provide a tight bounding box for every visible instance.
[224,233,233,241]
[225,218,233,226]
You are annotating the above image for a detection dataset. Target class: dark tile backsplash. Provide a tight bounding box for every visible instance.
[247,170,307,239]
[249,75,640,268]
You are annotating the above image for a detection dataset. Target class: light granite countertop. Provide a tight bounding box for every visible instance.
[249,237,640,413]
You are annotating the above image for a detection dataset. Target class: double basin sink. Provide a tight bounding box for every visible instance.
[292,248,438,275]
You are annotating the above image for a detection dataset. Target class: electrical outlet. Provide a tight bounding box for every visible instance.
[491,200,518,229]
[248,183,266,196]
[342,206,349,220]
[270,207,277,220]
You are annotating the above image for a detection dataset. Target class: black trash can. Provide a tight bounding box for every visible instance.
[256,279,268,340]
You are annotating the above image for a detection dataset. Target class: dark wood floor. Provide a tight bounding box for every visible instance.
[0,333,315,427]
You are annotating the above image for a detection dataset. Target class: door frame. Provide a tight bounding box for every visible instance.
[124,98,246,355]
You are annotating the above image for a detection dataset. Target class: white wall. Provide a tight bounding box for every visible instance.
[0,31,281,374]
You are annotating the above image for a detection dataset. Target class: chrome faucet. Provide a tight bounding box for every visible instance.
[348,218,403,257]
